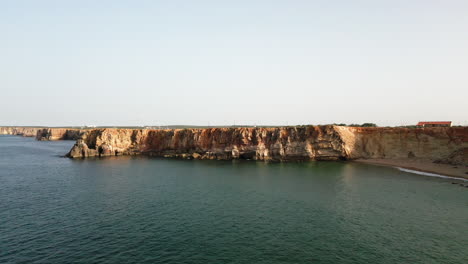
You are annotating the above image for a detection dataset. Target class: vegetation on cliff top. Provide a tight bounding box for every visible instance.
[332,123,378,127]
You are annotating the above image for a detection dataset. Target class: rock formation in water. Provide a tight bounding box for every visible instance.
[0,127,83,141]
[65,126,468,165]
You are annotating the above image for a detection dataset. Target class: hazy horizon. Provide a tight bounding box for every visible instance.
[1,1,467,127]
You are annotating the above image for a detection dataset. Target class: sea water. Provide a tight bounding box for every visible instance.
[1,135,467,263]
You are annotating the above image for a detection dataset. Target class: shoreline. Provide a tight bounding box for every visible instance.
[355,158,468,180]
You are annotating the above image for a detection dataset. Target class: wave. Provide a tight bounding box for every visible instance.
[397,167,468,182]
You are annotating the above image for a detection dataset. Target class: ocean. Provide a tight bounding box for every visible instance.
[1,135,467,263]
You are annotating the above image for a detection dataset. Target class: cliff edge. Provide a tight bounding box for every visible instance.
[66,126,468,166]
[0,127,84,141]
[35,128,84,141]
[0,127,43,137]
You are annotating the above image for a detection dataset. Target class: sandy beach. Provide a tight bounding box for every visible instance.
[355,158,468,180]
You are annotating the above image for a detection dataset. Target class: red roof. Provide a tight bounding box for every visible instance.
[417,121,452,126]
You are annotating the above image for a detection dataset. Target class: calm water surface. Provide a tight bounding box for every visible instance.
[0,136,467,263]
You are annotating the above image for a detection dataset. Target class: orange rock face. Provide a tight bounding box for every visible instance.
[66,126,468,165]
[35,128,84,141]
[336,126,467,162]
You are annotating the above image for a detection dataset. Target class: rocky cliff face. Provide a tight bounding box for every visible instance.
[336,126,467,162]
[0,127,43,137]
[66,126,468,165]
[67,126,348,160]
[35,128,84,141]
[0,127,83,141]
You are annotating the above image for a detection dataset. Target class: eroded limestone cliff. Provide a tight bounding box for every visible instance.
[336,126,467,163]
[35,128,84,141]
[0,127,44,137]
[66,126,468,165]
[67,126,348,161]
[0,127,83,141]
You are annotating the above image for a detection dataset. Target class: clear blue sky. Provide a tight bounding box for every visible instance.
[1,0,467,126]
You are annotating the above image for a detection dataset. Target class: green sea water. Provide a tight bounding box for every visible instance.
[0,135,467,263]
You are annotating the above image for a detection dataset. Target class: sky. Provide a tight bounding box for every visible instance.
[1,0,467,127]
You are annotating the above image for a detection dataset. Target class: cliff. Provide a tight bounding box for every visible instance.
[0,127,83,141]
[67,126,347,160]
[335,126,467,164]
[66,126,468,165]
[0,127,44,137]
[35,128,84,141]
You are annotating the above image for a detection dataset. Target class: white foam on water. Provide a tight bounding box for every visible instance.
[397,167,468,182]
